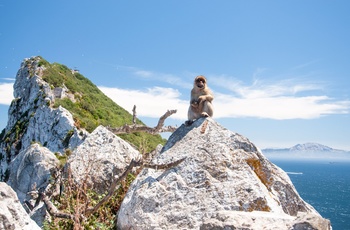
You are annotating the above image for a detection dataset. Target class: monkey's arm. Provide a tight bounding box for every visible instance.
[190,89,201,106]
[198,94,214,103]
[191,101,199,108]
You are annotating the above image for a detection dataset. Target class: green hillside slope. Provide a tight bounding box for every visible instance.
[38,57,165,152]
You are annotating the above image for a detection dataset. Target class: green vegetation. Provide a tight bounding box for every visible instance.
[1,111,29,165]
[43,170,136,229]
[62,129,74,148]
[37,56,165,152]
[54,149,72,168]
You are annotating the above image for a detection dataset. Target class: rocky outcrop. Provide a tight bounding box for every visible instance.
[117,118,331,229]
[0,56,90,226]
[68,125,141,193]
[0,182,41,230]
[0,57,87,181]
[7,143,59,202]
[5,144,60,227]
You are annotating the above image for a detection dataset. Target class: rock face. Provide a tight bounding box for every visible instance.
[68,125,141,193]
[117,118,331,229]
[0,57,87,181]
[7,143,59,202]
[5,144,60,227]
[0,182,41,230]
[0,57,145,227]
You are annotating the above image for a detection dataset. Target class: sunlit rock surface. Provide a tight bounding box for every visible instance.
[68,125,141,193]
[0,57,87,181]
[0,182,41,230]
[117,118,331,229]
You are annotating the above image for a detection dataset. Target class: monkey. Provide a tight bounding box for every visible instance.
[186,75,214,125]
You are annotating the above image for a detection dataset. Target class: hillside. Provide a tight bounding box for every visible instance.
[1,56,165,152]
[0,56,167,182]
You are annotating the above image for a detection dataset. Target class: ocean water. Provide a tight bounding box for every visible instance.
[271,159,350,230]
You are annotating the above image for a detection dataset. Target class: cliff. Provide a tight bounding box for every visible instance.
[0,57,86,181]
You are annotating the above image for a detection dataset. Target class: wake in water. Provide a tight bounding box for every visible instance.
[286,172,303,175]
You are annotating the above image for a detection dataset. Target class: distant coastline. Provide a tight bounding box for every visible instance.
[262,142,350,161]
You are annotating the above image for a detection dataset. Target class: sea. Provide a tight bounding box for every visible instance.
[270,159,350,230]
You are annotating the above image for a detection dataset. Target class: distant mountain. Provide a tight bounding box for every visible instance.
[290,143,334,152]
[262,143,350,161]
[263,143,347,153]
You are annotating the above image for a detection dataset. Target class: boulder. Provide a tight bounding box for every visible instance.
[7,143,59,203]
[0,182,41,230]
[68,125,141,193]
[117,118,331,229]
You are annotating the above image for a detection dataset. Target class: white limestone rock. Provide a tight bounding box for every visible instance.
[68,125,141,193]
[0,182,41,230]
[117,118,331,229]
[7,143,59,203]
[0,57,87,181]
[21,105,84,153]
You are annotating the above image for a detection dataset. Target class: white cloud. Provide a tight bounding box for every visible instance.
[99,86,188,120]
[212,77,350,119]
[214,94,350,120]
[211,76,323,98]
[1,78,16,81]
[132,69,192,89]
[99,82,350,121]
[0,83,14,105]
[134,70,153,78]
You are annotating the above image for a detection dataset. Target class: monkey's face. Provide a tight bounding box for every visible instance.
[194,76,207,89]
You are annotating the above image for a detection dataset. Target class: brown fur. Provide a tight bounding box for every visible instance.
[187,75,214,122]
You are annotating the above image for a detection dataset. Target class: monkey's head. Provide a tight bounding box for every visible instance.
[194,75,207,89]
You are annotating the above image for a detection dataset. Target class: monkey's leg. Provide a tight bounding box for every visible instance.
[201,101,213,117]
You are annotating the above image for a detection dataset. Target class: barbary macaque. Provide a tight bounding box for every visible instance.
[187,75,214,124]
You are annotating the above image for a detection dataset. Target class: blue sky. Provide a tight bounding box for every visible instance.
[1,0,350,150]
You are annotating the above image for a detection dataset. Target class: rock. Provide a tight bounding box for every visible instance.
[7,143,59,203]
[6,143,60,227]
[68,125,141,193]
[0,57,87,181]
[292,212,331,230]
[117,118,331,229]
[0,182,41,230]
[198,211,330,230]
